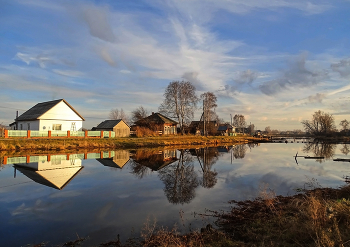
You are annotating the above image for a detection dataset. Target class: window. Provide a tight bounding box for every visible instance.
[52,124,62,130]
[20,124,22,130]
[27,123,30,130]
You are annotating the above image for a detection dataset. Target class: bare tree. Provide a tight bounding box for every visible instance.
[109,108,129,123]
[131,106,149,124]
[340,119,349,132]
[159,81,198,134]
[301,110,336,135]
[201,92,217,121]
[265,126,271,134]
[233,114,246,133]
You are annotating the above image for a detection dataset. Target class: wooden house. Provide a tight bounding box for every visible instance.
[134,112,177,135]
[92,119,130,137]
[13,99,84,131]
[217,124,234,136]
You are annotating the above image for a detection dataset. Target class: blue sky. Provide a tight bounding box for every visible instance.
[0,0,350,130]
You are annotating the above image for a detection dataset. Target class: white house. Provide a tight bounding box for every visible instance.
[14,99,85,131]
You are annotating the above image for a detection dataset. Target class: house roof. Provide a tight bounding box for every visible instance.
[95,119,130,129]
[16,99,85,121]
[14,165,84,190]
[218,125,233,131]
[142,112,178,125]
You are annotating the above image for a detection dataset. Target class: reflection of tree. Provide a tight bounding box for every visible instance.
[194,148,219,189]
[158,150,199,204]
[128,159,151,179]
[303,142,336,161]
[232,144,248,159]
[341,144,350,156]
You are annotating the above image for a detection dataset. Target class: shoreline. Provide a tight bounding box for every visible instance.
[0,135,269,151]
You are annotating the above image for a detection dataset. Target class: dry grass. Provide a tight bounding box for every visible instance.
[212,184,350,247]
[0,135,263,151]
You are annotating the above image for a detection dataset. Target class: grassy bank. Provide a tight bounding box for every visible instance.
[0,135,266,151]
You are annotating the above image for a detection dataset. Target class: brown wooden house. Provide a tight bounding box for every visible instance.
[134,112,177,135]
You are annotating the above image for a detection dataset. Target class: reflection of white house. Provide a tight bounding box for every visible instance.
[14,156,83,190]
[13,99,85,131]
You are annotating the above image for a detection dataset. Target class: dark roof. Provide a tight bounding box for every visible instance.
[218,125,233,131]
[16,99,85,121]
[95,119,129,129]
[142,113,178,125]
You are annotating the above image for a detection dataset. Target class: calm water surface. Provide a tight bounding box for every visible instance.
[1,142,350,246]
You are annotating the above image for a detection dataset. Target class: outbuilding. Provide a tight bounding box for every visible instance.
[92,119,130,137]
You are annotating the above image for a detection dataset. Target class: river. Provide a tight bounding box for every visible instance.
[1,141,350,246]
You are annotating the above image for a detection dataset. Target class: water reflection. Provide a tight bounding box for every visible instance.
[158,149,199,204]
[190,148,219,189]
[129,149,178,178]
[97,150,130,169]
[340,144,350,155]
[303,142,337,162]
[14,155,83,190]
[2,143,350,246]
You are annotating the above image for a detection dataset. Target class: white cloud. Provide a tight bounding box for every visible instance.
[52,69,84,77]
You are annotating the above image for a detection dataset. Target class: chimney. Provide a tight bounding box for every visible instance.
[16,111,18,119]
[152,112,154,115]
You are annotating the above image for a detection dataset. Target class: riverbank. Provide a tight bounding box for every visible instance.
[54,183,350,247]
[0,135,267,151]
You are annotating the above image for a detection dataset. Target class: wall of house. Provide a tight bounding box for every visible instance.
[17,120,40,130]
[113,122,130,137]
[39,120,83,131]
[163,124,176,135]
[40,101,83,121]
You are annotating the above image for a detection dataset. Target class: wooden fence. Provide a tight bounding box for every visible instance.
[3,130,116,139]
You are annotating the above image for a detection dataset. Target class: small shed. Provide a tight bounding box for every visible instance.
[92,119,130,137]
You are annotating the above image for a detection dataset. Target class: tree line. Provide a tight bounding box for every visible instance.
[301,110,349,136]
[109,80,249,134]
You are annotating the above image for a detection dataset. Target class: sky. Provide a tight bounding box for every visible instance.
[0,0,349,131]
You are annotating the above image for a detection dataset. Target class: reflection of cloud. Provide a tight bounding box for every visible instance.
[49,191,82,198]
[309,166,328,176]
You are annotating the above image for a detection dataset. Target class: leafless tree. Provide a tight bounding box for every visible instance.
[131,106,149,124]
[233,114,246,133]
[0,123,6,138]
[201,92,217,121]
[301,110,336,135]
[109,108,129,123]
[159,81,198,134]
[340,119,349,132]
[265,126,271,134]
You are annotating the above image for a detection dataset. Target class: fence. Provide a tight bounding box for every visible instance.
[3,130,117,139]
